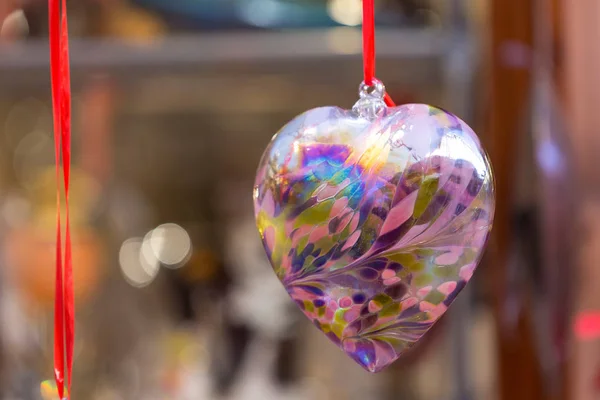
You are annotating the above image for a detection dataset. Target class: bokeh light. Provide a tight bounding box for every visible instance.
[327,0,363,27]
[149,223,192,268]
[119,238,159,288]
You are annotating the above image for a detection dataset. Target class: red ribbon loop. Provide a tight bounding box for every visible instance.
[362,0,395,107]
[49,0,73,397]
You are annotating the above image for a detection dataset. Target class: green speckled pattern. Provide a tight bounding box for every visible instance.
[254,104,495,372]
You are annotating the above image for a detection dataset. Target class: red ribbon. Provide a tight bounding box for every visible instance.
[49,0,73,397]
[362,0,395,107]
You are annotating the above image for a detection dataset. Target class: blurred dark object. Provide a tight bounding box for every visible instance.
[528,69,575,399]
[505,0,576,397]
[487,0,548,398]
[505,68,575,400]
[211,218,301,396]
[13,0,437,36]
[130,0,433,31]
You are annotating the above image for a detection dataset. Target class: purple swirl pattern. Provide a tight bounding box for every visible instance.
[253,104,495,372]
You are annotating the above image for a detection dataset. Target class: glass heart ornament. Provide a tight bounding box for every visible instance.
[253,81,495,372]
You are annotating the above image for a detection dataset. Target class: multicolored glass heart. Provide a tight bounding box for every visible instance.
[253,99,495,372]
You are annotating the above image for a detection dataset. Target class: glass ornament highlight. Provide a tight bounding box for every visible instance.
[253,83,495,372]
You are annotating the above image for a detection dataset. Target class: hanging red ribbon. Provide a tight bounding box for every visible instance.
[49,0,74,397]
[362,0,395,107]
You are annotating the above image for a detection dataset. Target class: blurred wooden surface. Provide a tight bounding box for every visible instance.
[564,1,600,400]
[563,0,600,188]
[487,0,546,399]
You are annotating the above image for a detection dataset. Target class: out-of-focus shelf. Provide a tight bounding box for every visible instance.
[0,28,460,73]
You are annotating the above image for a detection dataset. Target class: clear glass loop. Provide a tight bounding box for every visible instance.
[358,79,385,99]
[353,79,386,120]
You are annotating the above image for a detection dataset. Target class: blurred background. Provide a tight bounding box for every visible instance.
[0,0,598,399]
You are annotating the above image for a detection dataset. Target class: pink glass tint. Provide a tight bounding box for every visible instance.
[254,104,495,372]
